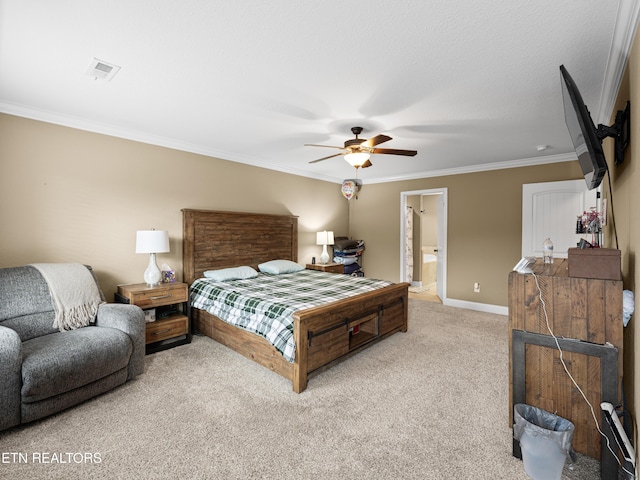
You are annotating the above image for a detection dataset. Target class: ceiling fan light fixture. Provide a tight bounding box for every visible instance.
[344,152,370,168]
[306,126,415,167]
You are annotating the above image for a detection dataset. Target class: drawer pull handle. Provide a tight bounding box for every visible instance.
[150,293,172,300]
[153,329,172,336]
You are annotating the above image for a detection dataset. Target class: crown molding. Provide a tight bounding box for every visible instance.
[0,101,342,184]
[596,0,640,124]
[362,153,577,185]
[0,101,577,185]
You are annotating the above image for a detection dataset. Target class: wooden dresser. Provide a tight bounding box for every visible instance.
[508,258,623,460]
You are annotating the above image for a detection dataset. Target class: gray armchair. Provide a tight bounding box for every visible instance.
[0,265,145,431]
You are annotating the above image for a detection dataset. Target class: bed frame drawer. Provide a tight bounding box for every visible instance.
[307,323,349,371]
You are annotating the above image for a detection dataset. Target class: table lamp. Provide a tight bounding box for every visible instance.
[136,229,170,286]
[316,230,334,264]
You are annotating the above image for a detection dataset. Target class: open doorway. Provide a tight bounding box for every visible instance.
[400,188,447,303]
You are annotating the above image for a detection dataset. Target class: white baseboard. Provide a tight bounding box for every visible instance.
[442,298,508,316]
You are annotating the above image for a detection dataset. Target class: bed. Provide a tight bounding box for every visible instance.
[182,209,409,393]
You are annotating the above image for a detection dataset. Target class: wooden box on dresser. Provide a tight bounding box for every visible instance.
[115,282,191,354]
[508,258,623,462]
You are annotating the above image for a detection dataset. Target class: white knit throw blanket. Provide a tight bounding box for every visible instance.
[30,263,104,331]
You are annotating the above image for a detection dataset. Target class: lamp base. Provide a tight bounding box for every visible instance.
[143,253,162,286]
[319,245,330,264]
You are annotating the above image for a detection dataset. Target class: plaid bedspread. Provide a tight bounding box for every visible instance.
[190,269,393,363]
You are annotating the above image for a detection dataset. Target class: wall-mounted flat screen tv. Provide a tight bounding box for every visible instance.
[559,65,608,190]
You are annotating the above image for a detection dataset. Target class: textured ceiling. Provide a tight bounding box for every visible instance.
[1,1,638,184]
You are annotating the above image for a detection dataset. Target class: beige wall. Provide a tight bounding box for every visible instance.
[629,34,640,437]
[349,163,583,306]
[608,28,640,434]
[0,114,348,298]
[419,194,439,248]
[0,113,584,307]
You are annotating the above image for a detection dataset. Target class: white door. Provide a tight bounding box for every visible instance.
[522,180,599,258]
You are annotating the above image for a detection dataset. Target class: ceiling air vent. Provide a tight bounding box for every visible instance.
[85,58,121,81]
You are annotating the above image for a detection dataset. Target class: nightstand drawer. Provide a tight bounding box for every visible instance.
[125,284,188,308]
[146,315,188,343]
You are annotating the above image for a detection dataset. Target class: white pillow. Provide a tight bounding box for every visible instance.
[258,259,304,275]
[204,266,258,281]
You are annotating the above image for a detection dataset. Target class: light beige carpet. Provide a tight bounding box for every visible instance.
[0,300,600,479]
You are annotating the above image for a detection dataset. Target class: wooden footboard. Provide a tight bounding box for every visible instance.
[193,282,408,393]
[293,282,408,392]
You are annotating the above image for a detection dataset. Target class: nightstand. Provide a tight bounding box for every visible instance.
[306,263,344,274]
[115,282,191,354]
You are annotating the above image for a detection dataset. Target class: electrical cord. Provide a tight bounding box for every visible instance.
[531,271,636,479]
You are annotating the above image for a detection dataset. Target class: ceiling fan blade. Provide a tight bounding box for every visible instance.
[308,152,344,164]
[361,159,373,168]
[370,148,417,156]
[304,143,344,150]
[362,134,392,148]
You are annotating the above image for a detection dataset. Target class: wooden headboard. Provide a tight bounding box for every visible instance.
[182,209,298,285]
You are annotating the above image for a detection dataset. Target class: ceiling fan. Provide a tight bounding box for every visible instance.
[305,126,417,168]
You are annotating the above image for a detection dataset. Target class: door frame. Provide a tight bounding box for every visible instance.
[400,188,448,301]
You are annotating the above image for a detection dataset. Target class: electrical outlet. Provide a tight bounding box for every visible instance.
[474,282,480,293]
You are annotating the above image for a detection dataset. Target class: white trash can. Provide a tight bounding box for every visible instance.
[513,404,575,480]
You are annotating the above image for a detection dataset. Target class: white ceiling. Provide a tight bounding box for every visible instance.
[1,1,639,184]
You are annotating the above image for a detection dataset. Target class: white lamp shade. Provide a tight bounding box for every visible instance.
[316,230,334,246]
[136,230,170,254]
[344,152,370,168]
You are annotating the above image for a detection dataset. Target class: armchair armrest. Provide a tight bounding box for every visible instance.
[95,303,145,379]
[0,325,22,431]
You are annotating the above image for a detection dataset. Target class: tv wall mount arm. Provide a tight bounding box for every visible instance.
[596,101,631,165]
